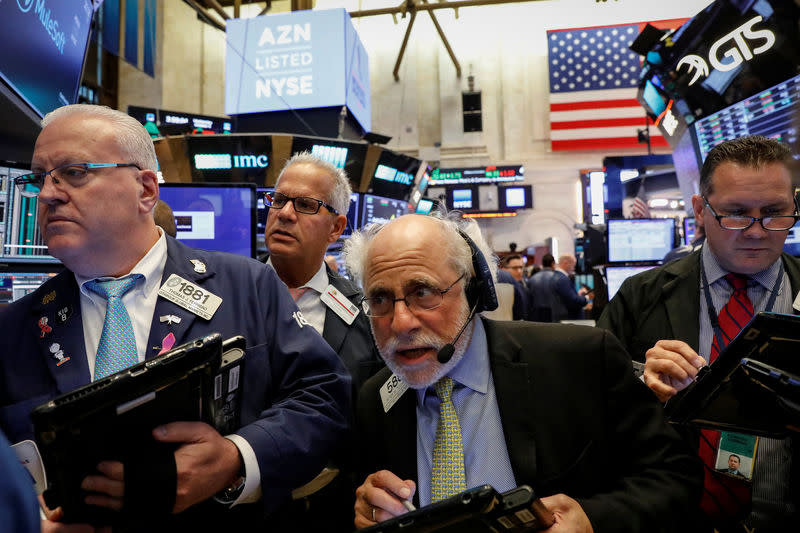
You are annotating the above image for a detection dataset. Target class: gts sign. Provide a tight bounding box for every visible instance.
[677,16,775,86]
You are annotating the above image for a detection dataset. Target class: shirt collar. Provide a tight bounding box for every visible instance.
[76,228,168,296]
[265,258,329,294]
[701,242,782,290]
[416,317,490,404]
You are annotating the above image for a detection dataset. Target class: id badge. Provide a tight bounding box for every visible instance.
[714,432,758,480]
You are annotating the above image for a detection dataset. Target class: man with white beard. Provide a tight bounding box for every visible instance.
[344,213,701,533]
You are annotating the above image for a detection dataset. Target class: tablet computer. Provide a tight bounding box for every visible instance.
[361,485,554,533]
[665,312,800,436]
[30,333,239,523]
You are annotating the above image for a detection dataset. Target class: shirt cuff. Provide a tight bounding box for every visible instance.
[225,434,262,505]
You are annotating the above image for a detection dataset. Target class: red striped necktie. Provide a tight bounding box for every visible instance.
[699,273,753,524]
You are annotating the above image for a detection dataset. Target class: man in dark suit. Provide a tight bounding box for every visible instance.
[598,135,800,531]
[527,254,589,322]
[344,213,700,532]
[0,104,351,532]
[263,152,383,391]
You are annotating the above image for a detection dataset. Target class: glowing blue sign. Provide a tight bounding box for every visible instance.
[225,8,371,131]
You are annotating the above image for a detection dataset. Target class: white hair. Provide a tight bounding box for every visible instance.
[41,104,158,171]
[276,151,352,215]
[343,211,497,289]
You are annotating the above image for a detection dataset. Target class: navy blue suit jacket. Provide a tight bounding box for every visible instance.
[0,236,351,519]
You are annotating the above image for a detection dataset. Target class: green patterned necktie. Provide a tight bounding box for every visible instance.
[85,274,143,380]
[431,376,466,502]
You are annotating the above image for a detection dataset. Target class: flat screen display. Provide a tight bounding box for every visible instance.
[0,266,63,307]
[1,164,58,260]
[361,194,408,226]
[0,0,94,117]
[451,189,474,210]
[606,265,656,300]
[784,220,800,257]
[499,185,533,210]
[159,183,256,258]
[607,218,675,263]
[415,198,435,215]
[683,217,696,245]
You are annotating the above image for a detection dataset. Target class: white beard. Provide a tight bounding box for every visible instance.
[373,302,474,389]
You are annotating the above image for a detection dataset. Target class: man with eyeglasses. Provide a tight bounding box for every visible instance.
[598,135,800,532]
[0,105,351,532]
[497,254,529,320]
[262,152,382,531]
[346,213,700,532]
[263,152,382,392]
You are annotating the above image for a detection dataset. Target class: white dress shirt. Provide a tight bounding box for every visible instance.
[266,259,329,335]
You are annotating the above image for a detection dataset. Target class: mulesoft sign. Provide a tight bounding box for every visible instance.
[225,8,371,132]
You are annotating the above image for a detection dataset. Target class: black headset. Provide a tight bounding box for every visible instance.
[458,229,498,313]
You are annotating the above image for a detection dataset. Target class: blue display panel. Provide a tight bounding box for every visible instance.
[159,183,257,259]
[225,8,371,131]
[607,218,675,263]
[0,0,94,117]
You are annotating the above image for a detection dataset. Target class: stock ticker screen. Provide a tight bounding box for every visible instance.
[694,73,800,162]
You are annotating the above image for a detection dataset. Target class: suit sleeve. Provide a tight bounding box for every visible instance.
[554,273,587,311]
[596,277,642,361]
[233,267,352,515]
[575,330,702,533]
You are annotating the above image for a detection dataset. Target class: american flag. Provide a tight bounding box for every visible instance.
[630,180,651,219]
[547,20,686,151]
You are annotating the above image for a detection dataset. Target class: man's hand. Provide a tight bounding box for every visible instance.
[40,495,107,533]
[540,494,593,533]
[354,470,416,529]
[152,421,242,513]
[643,339,706,402]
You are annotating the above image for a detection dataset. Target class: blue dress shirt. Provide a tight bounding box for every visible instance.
[415,319,517,506]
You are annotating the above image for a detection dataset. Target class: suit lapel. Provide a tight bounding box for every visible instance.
[662,251,702,352]
[321,268,363,354]
[782,253,800,315]
[144,239,215,358]
[483,319,538,483]
[31,273,91,393]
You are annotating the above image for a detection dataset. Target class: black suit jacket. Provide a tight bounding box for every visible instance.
[356,319,701,533]
[597,250,800,529]
[323,266,384,393]
[597,250,800,363]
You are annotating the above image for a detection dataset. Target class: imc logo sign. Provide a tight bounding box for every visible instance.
[225,8,371,131]
[194,153,268,170]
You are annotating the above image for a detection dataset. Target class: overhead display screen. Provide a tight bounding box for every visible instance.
[694,73,800,162]
[225,8,371,131]
[0,0,94,117]
[607,218,675,263]
[429,165,524,185]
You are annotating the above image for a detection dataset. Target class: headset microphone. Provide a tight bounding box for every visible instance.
[436,302,479,364]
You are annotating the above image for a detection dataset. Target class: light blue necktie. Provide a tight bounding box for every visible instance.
[85,274,143,380]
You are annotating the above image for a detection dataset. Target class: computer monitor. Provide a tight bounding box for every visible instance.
[499,185,533,210]
[415,198,436,215]
[605,265,657,300]
[159,183,257,258]
[607,218,675,263]
[784,220,800,257]
[361,194,409,226]
[0,263,64,307]
[683,217,696,246]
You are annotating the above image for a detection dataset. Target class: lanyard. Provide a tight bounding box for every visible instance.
[700,255,783,353]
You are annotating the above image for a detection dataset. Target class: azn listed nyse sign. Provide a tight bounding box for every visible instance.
[224,8,371,131]
[677,15,775,86]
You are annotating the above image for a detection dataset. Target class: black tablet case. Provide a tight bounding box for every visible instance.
[30,333,244,523]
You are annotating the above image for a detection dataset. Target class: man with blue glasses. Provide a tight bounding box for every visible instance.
[0,104,351,532]
[599,135,800,532]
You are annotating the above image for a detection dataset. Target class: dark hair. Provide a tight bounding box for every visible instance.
[542,253,555,268]
[699,135,793,197]
[500,254,522,268]
[729,454,740,461]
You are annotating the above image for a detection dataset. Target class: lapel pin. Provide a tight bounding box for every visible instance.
[38,317,52,338]
[56,305,72,324]
[159,314,182,326]
[190,259,206,274]
[158,333,177,355]
[42,291,56,305]
[49,343,70,367]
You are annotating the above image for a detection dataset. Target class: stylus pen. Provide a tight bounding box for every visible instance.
[401,499,416,512]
